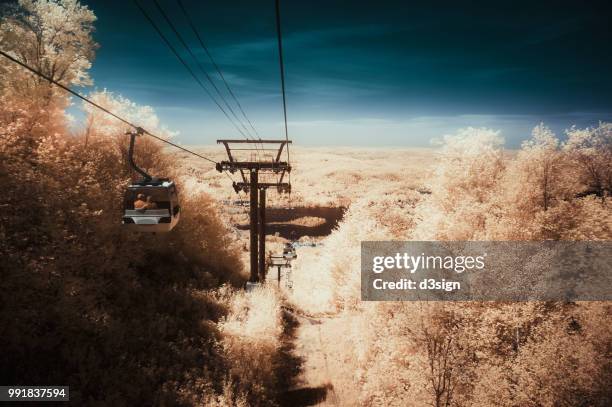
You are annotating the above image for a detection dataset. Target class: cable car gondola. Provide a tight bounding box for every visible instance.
[122,178,180,232]
[122,128,181,232]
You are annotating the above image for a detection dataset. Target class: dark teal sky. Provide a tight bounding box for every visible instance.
[78,0,612,147]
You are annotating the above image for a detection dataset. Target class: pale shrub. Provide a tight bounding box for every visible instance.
[510,309,605,407]
[218,285,283,406]
[288,199,392,314]
[221,285,282,342]
[288,244,337,314]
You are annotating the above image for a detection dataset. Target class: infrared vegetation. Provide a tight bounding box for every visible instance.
[1,1,611,406]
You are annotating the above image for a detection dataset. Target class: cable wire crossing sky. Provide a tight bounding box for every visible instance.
[81,0,612,147]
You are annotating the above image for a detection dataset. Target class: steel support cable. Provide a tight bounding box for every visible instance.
[175,0,261,141]
[274,0,292,203]
[0,49,218,164]
[274,0,290,161]
[152,0,256,145]
[133,0,251,142]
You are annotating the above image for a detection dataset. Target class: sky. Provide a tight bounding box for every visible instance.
[78,0,612,147]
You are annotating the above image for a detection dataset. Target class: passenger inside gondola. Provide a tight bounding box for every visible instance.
[127,187,174,211]
[145,195,157,209]
[134,193,147,210]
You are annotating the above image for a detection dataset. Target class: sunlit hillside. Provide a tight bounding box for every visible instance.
[175,132,611,406]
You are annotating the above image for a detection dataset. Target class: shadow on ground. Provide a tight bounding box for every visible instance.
[281,386,331,406]
[238,206,346,239]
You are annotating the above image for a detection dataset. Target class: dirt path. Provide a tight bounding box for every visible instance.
[280,310,339,406]
[257,205,352,405]
[279,307,364,407]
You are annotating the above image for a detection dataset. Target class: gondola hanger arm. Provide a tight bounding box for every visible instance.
[126,128,152,181]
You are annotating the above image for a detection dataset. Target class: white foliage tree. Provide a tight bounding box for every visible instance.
[83,89,176,139]
[564,122,611,200]
[0,0,97,86]
[412,127,505,240]
[0,0,97,142]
